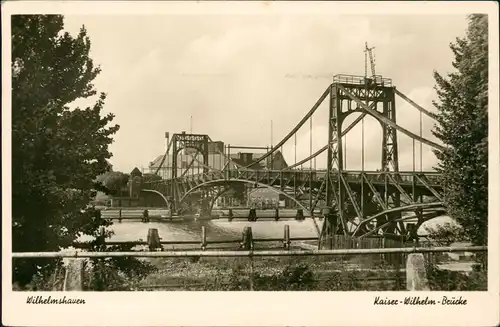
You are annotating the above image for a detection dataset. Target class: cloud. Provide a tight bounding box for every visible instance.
[61,14,467,172]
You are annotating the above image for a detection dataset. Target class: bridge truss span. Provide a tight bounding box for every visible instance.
[141,72,446,247]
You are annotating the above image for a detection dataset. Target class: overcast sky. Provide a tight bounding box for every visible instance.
[62,14,468,173]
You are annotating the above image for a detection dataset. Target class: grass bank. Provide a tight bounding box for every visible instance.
[14,244,487,292]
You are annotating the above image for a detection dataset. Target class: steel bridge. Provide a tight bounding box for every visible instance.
[140,73,446,246]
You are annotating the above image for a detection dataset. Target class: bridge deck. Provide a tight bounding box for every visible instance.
[145,169,442,188]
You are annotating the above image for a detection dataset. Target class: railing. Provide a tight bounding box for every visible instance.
[12,245,487,291]
[12,221,485,292]
[332,74,393,87]
[143,169,442,187]
[100,208,313,221]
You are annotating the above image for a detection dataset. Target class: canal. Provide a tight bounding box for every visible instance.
[81,208,453,246]
[105,218,320,244]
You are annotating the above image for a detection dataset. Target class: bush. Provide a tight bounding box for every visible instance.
[252,262,316,291]
[426,264,487,291]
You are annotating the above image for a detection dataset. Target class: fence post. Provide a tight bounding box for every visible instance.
[283,225,290,250]
[406,253,430,291]
[248,255,255,291]
[147,228,162,251]
[201,226,207,251]
[248,208,257,222]
[95,226,106,247]
[241,226,253,250]
[63,259,84,291]
[241,226,254,290]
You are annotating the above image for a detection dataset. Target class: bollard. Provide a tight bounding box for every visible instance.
[147,228,162,251]
[283,225,290,250]
[201,226,207,251]
[406,253,430,291]
[228,209,233,222]
[295,209,304,221]
[248,208,257,222]
[274,208,279,221]
[63,259,84,291]
[95,226,106,246]
[240,226,253,250]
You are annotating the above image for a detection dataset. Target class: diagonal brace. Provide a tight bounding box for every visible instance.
[337,85,445,151]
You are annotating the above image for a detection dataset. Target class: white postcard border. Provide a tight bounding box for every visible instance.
[2,1,499,326]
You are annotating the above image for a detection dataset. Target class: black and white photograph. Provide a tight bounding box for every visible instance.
[2,1,499,326]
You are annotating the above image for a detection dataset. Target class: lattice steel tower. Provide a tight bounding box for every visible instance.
[170,132,210,212]
[322,73,401,243]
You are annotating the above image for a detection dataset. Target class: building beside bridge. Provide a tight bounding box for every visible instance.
[146,140,289,179]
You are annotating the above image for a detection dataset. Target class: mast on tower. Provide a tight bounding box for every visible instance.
[364,42,376,78]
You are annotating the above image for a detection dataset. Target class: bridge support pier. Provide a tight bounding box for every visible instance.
[283,225,290,249]
[142,209,150,223]
[199,197,211,217]
[241,226,254,250]
[147,228,162,251]
[295,209,304,221]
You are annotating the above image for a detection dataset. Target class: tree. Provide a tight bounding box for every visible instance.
[432,15,488,246]
[96,171,130,196]
[423,223,468,246]
[11,15,120,286]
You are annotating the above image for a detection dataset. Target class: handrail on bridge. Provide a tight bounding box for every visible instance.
[332,74,393,87]
[143,169,442,184]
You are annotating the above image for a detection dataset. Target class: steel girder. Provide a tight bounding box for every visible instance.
[322,80,442,242]
[143,169,443,235]
[170,133,210,212]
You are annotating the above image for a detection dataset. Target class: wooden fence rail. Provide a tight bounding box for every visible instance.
[72,225,320,251]
[12,246,486,292]
[72,237,318,247]
[72,224,432,252]
[11,246,487,258]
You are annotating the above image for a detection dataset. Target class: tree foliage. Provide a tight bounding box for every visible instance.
[432,14,488,246]
[11,15,120,286]
[424,222,469,246]
[96,171,130,196]
[225,183,246,201]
